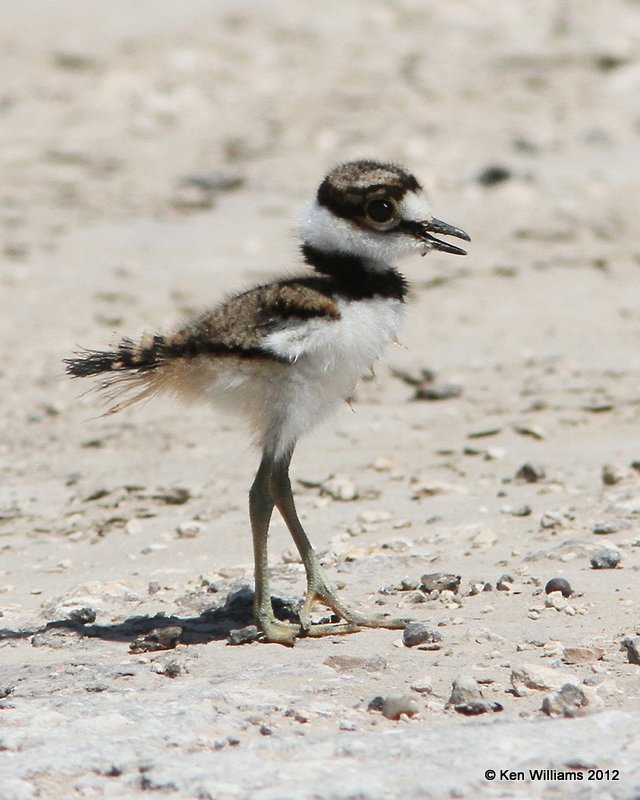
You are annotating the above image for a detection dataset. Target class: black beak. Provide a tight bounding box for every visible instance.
[401,217,470,256]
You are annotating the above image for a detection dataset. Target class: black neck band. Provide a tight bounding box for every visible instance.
[301,243,407,302]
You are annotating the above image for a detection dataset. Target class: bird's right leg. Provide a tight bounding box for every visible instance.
[269,454,410,635]
[249,453,301,646]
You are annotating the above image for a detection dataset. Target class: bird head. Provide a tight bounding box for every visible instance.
[300,159,470,268]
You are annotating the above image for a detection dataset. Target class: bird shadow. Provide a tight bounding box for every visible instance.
[0,586,300,650]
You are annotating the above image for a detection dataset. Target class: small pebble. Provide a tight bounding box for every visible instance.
[510,664,576,696]
[477,164,512,186]
[592,520,627,535]
[403,622,444,648]
[125,519,143,535]
[381,694,419,720]
[68,607,97,625]
[467,581,493,596]
[227,625,261,646]
[602,463,625,486]
[324,655,388,672]
[496,574,514,592]
[541,684,590,718]
[544,578,572,598]
[446,676,502,715]
[155,487,191,505]
[420,573,461,594]
[485,446,506,461]
[468,427,502,439]
[358,509,393,524]
[562,646,604,665]
[367,696,385,712]
[410,676,433,694]
[546,595,567,611]
[176,521,202,538]
[622,636,640,665]
[504,504,532,517]
[590,548,621,569]
[158,660,182,678]
[540,511,563,529]
[414,382,463,401]
[321,476,358,501]
[397,577,420,591]
[471,528,498,548]
[181,170,244,193]
[513,424,545,441]
[129,626,183,654]
[171,184,216,210]
[515,462,546,483]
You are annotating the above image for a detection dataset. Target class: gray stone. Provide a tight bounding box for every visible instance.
[324,655,388,672]
[68,607,97,625]
[496,574,514,591]
[446,676,502,715]
[129,625,183,653]
[602,463,625,486]
[410,676,433,694]
[367,695,385,712]
[544,578,572,597]
[227,625,260,646]
[414,382,463,401]
[477,164,512,186]
[403,622,444,648]
[420,573,461,593]
[590,548,621,569]
[593,519,628,535]
[542,683,590,718]
[622,636,640,665]
[381,694,419,720]
[515,462,546,483]
[510,664,577,696]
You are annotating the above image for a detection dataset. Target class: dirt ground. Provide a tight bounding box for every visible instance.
[1,2,640,798]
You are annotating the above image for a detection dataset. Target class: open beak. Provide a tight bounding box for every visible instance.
[402,217,470,256]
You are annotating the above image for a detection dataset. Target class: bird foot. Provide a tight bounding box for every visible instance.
[256,614,301,646]
[298,573,412,635]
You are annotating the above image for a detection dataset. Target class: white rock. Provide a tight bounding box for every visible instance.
[358,509,392,524]
[176,521,203,538]
[471,528,498,548]
[510,663,578,696]
[321,476,358,501]
[410,676,433,694]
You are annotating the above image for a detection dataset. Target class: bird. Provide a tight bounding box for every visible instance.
[65,159,469,646]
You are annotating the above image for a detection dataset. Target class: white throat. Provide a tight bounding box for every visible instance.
[299,200,426,271]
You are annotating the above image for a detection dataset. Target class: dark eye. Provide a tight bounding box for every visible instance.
[366,198,395,223]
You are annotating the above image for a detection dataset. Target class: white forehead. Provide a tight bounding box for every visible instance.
[398,191,432,222]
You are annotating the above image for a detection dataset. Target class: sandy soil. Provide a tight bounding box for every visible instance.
[1,2,640,798]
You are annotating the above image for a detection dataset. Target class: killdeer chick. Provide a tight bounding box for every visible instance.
[66,159,469,646]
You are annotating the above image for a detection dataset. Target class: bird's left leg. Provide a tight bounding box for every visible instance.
[249,452,300,645]
[269,453,410,635]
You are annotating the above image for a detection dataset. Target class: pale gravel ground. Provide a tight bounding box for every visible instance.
[1,2,640,798]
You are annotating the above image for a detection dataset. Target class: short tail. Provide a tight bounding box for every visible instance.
[65,333,170,413]
[65,334,167,378]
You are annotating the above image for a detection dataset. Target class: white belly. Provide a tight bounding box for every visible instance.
[259,297,405,456]
[175,297,405,459]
